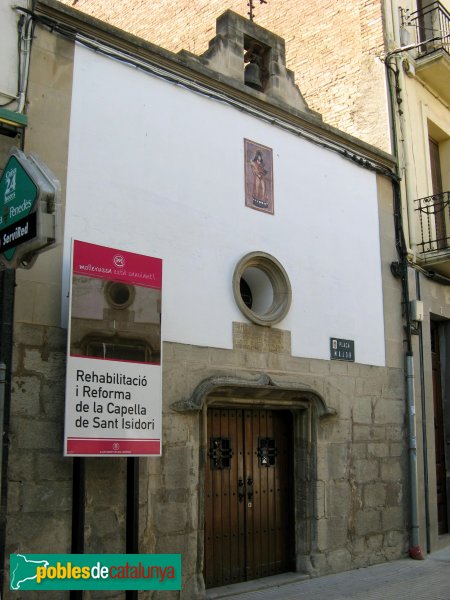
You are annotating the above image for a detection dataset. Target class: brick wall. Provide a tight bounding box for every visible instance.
[59,0,390,151]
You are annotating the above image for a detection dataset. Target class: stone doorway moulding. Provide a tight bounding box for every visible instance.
[171,373,336,593]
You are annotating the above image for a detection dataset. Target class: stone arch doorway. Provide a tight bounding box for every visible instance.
[171,373,335,591]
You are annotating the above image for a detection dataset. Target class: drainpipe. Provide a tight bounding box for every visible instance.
[389,2,417,258]
[391,181,424,560]
[388,3,441,258]
[386,1,424,561]
[406,353,423,559]
[416,271,431,553]
[394,65,417,259]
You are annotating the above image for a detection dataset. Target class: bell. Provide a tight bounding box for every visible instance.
[244,61,263,91]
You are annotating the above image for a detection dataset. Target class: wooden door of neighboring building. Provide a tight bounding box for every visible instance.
[204,407,294,588]
[431,321,448,534]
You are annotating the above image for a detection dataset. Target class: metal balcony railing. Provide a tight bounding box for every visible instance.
[402,1,450,57]
[415,191,450,253]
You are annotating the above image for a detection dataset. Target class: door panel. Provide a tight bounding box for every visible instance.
[204,409,245,586]
[204,408,294,588]
[431,321,448,534]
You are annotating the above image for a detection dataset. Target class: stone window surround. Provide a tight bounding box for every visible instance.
[233,251,292,327]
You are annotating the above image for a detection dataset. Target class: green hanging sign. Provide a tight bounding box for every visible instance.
[0,148,60,269]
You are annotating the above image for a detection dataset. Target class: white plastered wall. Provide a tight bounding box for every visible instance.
[62,44,386,366]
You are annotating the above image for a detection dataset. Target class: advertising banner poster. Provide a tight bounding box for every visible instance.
[64,240,163,456]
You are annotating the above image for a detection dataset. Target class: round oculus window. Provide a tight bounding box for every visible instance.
[233,252,291,326]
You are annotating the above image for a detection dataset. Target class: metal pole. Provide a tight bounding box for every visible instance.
[0,363,5,519]
[0,361,7,596]
[126,457,139,600]
[406,353,424,559]
[0,267,15,597]
[70,457,85,600]
[416,272,431,553]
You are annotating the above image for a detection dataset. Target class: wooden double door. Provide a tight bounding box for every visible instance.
[204,408,294,588]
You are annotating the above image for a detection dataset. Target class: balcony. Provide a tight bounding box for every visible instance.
[415,191,450,276]
[402,1,450,102]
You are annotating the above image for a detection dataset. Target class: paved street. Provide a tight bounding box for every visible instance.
[207,545,450,600]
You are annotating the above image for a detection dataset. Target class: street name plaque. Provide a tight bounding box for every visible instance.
[330,337,355,361]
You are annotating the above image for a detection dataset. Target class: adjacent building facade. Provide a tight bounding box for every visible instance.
[1,0,447,598]
[385,0,450,549]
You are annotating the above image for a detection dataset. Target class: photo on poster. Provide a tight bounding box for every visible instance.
[70,274,161,364]
[244,139,274,214]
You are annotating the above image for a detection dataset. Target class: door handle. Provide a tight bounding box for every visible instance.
[238,478,245,502]
[247,477,253,501]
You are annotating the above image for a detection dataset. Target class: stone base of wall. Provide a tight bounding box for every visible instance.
[3,324,408,599]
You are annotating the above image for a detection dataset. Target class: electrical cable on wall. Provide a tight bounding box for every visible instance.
[0,5,34,110]
[17,5,398,184]
[383,39,450,285]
